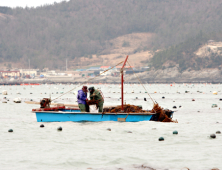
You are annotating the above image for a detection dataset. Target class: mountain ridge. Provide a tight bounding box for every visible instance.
[1,1,222,71]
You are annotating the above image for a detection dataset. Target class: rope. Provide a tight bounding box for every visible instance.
[127,59,155,104]
[52,61,124,101]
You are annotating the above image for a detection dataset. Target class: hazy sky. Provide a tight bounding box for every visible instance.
[1,0,69,8]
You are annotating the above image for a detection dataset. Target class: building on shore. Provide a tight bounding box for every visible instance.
[0,70,20,79]
[19,69,40,77]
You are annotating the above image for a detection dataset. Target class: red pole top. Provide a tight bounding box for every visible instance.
[121,55,129,69]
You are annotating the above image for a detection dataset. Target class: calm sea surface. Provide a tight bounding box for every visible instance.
[0,83,221,170]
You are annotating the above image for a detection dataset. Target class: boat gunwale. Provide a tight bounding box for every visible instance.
[33,111,156,115]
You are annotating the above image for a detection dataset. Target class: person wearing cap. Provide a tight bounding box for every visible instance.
[77,86,88,112]
[88,87,104,112]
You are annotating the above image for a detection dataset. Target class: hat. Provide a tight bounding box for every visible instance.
[82,86,88,92]
[88,87,94,91]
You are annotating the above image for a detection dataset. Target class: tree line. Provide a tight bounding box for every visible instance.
[0,0,222,70]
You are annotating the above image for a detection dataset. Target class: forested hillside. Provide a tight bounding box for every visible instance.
[1,0,222,70]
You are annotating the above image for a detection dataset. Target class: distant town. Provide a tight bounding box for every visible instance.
[0,66,149,84]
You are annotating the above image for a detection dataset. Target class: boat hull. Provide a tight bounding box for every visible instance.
[35,112,154,122]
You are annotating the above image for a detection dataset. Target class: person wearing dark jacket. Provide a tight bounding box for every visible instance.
[77,86,88,112]
[88,87,104,112]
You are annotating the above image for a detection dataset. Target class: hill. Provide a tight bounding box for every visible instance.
[1,1,222,70]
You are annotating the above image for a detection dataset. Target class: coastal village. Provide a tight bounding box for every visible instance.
[0,66,149,84]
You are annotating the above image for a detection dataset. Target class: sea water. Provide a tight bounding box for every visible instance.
[0,83,221,170]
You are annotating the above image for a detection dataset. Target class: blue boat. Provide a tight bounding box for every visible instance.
[32,56,175,123]
[34,109,156,122]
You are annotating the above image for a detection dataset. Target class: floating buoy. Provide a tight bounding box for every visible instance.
[57,126,62,131]
[144,98,147,101]
[40,124,44,128]
[2,90,7,95]
[135,97,138,99]
[107,128,111,131]
[213,91,218,95]
[13,98,21,103]
[179,105,182,108]
[192,99,195,101]
[210,134,216,138]
[8,129,13,132]
[159,137,164,141]
[212,104,218,108]
[162,96,165,99]
[216,131,221,134]
[219,99,222,101]
[173,106,177,109]
[173,130,178,135]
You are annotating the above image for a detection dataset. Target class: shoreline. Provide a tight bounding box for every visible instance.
[0,77,221,85]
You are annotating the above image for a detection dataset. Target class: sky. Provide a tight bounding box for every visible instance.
[1,0,69,8]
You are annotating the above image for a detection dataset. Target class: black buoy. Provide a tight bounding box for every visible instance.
[107,128,111,131]
[40,124,44,128]
[179,105,182,108]
[159,137,164,141]
[219,99,222,101]
[173,106,177,109]
[216,131,221,134]
[210,134,216,139]
[162,96,165,99]
[57,126,62,131]
[173,130,178,135]
[8,129,13,132]
[144,98,147,101]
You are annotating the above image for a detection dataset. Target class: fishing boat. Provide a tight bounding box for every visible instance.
[31,56,176,123]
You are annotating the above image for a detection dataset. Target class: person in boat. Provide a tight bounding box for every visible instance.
[77,86,88,112]
[88,87,104,112]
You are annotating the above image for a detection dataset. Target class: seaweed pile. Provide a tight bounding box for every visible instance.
[151,103,178,123]
[103,104,148,113]
[86,100,99,108]
[103,103,178,123]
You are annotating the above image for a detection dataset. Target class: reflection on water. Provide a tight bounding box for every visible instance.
[0,83,222,170]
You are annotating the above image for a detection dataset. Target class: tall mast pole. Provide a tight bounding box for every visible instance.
[121,55,129,111]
